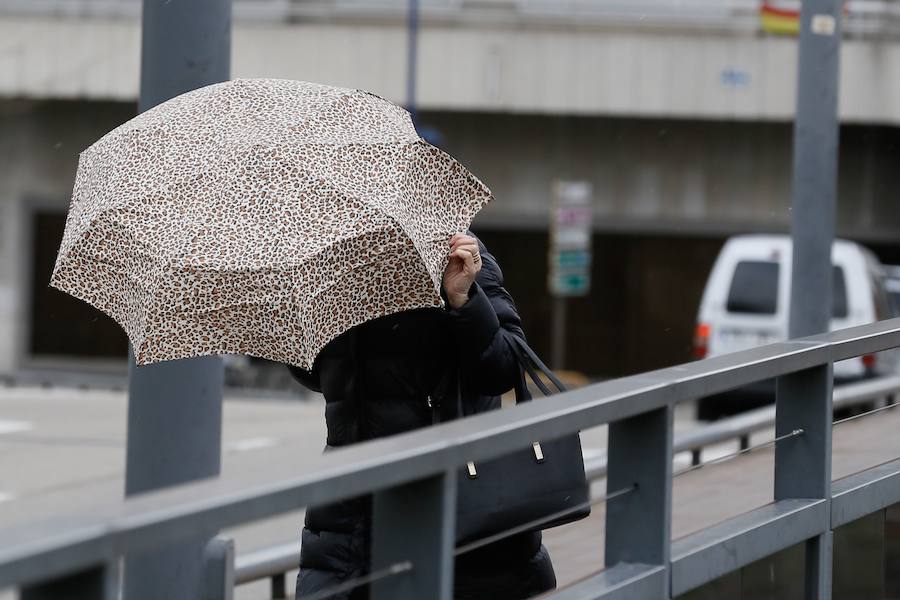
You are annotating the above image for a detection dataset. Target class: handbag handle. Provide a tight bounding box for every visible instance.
[509,335,567,402]
[433,335,566,424]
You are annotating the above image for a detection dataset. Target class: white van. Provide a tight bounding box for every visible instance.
[886,266,900,317]
[694,234,895,419]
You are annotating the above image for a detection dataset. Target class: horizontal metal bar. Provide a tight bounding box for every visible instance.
[833,375,900,409]
[670,499,828,596]
[234,542,300,585]
[548,563,666,600]
[831,457,900,528]
[0,519,116,591]
[2,320,899,589]
[823,318,900,362]
[582,375,900,480]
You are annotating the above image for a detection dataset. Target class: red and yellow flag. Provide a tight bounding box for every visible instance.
[760,1,801,35]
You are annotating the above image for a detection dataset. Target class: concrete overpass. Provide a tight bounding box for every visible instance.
[2,0,900,122]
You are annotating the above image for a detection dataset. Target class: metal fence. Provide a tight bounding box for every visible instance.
[230,374,900,598]
[2,317,900,599]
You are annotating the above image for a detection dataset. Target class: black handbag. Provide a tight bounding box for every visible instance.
[434,336,591,549]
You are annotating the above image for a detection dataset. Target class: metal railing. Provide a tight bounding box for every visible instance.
[229,373,900,598]
[2,318,900,598]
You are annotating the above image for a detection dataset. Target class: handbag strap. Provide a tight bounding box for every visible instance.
[509,336,567,399]
[432,335,566,423]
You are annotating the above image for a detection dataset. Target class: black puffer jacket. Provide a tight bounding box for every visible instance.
[287,238,556,600]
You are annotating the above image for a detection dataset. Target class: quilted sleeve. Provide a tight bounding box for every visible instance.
[446,237,525,396]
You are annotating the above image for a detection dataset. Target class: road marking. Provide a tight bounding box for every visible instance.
[0,420,32,435]
[226,437,277,453]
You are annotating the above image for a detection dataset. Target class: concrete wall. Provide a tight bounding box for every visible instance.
[2,11,900,123]
[0,100,136,373]
[429,111,900,243]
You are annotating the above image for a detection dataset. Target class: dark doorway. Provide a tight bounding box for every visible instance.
[30,211,128,358]
[474,229,723,379]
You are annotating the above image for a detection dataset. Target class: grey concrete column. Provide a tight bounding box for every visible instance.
[123,1,231,599]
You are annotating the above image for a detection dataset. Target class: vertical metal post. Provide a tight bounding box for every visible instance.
[204,536,235,600]
[788,0,842,340]
[690,448,701,467]
[371,472,457,600]
[271,574,287,599]
[124,1,231,599]
[775,364,834,599]
[551,296,567,370]
[605,406,673,597]
[137,0,232,114]
[406,0,420,123]
[786,1,841,589]
[20,565,115,600]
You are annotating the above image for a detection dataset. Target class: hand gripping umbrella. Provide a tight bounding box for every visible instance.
[50,78,492,369]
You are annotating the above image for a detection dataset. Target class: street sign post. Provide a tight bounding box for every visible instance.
[549,181,593,369]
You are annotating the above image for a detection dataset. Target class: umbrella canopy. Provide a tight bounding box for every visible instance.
[51,78,492,369]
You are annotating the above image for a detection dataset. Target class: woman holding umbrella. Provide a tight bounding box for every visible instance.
[49,78,560,599]
[288,232,557,599]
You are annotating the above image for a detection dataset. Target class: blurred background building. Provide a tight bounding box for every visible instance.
[0,0,899,382]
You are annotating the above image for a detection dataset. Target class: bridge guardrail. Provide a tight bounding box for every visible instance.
[2,318,900,598]
[231,373,900,598]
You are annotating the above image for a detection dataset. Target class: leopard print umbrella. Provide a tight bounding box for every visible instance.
[50,78,492,369]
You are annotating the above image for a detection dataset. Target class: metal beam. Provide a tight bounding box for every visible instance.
[124,1,231,599]
[788,0,842,340]
[671,499,828,596]
[204,536,235,600]
[549,564,666,600]
[371,473,456,600]
[832,457,900,528]
[605,406,672,597]
[775,365,833,599]
[775,366,833,500]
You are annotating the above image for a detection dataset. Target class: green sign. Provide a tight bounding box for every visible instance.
[552,250,591,269]
[550,270,590,296]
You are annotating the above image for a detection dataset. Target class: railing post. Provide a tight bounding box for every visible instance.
[20,564,117,600]
[605,405,673,597]
[271,573,287,599]
[371,471,456,600]
[775,364,833,599]
[204,536,235,600]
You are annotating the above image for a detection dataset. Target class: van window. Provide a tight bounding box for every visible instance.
[891,292,900,318]
[832,266,848,319]
[727,261,779,315]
